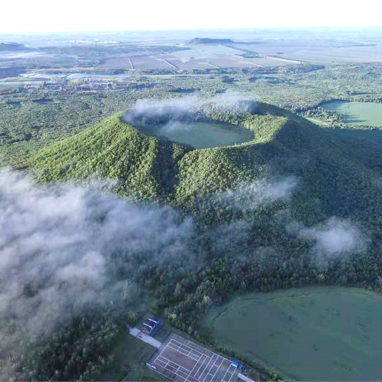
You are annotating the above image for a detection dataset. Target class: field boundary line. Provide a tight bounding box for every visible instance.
[201,355,215,382]
[221,364,233,382]
[189,354,206,377]
[194,355,211,380]
[228,369,235,382]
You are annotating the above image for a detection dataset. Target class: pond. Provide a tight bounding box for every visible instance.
[320,101,382,127]
[202,287,382,381]
[6,101,21,108]
[33,99,54,105]
[155,121,254,149]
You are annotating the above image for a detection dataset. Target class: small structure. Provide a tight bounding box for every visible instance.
[142,320,155,334]
[231,361,239,368]
[141,317,161,335]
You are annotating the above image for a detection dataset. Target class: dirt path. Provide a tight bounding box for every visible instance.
[306,117,330,126]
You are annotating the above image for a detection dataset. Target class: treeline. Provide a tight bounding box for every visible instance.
[1,312,135,381]
[0,90,164,167]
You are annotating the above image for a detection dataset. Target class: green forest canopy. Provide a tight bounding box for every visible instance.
[6,100,382,381]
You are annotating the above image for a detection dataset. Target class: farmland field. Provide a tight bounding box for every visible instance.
[156,121,254,149]
[202,287,382,381]
[321,101,382,127]
[287,45,382,63]
[129,55,174,70]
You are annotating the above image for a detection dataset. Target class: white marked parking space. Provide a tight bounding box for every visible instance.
[147,333,240,382]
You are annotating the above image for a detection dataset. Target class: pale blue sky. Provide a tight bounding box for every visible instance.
[2,0,381,33]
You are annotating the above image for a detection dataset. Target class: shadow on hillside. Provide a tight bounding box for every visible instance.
[242,114,382,221]
[325,127,382,173]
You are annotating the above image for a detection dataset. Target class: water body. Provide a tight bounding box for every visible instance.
[321,101,382,127]
[20,73,66,79]
[156,121,254,149]
[202,287,382,381]
[67,73,133,79]
[6,101,21,108]
[0,81,44,86]
[20,73,133,79]
[0,52,47,59]
[33,99,54,105]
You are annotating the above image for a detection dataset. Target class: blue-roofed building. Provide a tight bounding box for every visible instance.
[141,317,161,335]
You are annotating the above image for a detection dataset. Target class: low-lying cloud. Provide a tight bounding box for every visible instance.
[0,164,366,342]
[0,168,194,337]
[287,216,368,264]
[300,217,366,255]
[159,120,193,134]
[221,176,299,211]
[129,90,255,115]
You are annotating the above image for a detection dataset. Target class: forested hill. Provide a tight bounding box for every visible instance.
[19,101,382,381]
[0,42,28,51]
[29,114,191,200]
[29,101,382,231]
[28,100,382,320]
[28,102,292,202]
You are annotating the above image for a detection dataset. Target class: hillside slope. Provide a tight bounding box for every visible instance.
[30,114,190,200]
[22,101,382,381]
[29,102,382,231]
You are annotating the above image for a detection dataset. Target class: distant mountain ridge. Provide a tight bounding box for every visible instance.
[28,101,382,233]
[0,43,28,51]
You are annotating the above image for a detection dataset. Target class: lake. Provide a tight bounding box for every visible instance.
[67,73,133,79]
[156,121,254,149]
[321,101,382,127]
[202,287,382,381]
[20,73,133,79]
[6,101,21,108]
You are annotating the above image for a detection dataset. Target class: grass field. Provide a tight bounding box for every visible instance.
[321,100,382,127]
[202,287,382,381]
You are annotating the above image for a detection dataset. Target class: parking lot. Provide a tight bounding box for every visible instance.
[147,333,239,382]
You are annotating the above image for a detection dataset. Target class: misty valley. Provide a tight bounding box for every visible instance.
[3,27,382,382]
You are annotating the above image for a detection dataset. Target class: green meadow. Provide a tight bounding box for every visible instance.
[321,101,382,127]
[202,287,382,381]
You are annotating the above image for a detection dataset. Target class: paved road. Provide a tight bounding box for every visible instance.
[238,373,256,382]
[129,327,162,349]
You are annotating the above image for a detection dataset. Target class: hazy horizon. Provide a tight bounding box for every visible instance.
[2,0,381,34]
[2,26,382,36]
